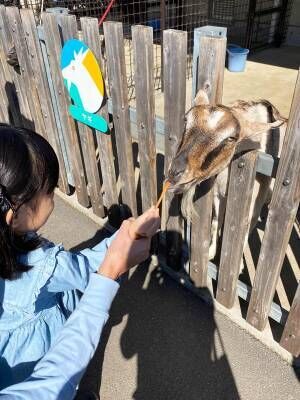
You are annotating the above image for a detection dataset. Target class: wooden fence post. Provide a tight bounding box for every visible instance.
[190,35,226,287]
[43,12,90,208]
[0,5,31,128]
[20,8,69,194]
[81,17,118,210]
[104,21,137,217]
[163,29,187,269]
[132,25,157,212]
[247,70,300,331]
[280,281,300,356]
[216,151,258,307]
[6,7,45,136]
[58,14,105,217]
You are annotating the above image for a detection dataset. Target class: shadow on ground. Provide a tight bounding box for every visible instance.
[73,227,240,400]
[248,46,300,70]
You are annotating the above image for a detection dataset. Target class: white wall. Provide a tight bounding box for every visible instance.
[286,0,300,46]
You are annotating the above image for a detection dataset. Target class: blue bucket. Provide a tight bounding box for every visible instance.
[147,19,160,31]
[227,45,249,72]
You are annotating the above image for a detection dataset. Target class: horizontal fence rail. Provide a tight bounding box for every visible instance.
[0,6,298,358]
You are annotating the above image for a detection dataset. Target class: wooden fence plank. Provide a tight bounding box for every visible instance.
[6,7,45,136]
[0,5,29,127]
[190,35,226,287]
[132,25,157,212]
[247,70,300,331]
[42,12,89,207]
[20,9,69,194]
[216,151,258,307]
[0,59,9,122]
[280,281,300,356]
[81,17,118,210]
[59,14,104,217]
[163,29,187,268]
[103,21,137,216]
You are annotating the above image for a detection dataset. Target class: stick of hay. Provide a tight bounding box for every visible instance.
[156,180,170,208]
[129,181,170,240]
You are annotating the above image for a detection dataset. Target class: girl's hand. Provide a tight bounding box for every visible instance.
[98,219,151,280]
[129,206,160,239]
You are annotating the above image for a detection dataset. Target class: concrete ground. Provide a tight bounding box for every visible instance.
[130,45,300,119]
[40,195,300,400]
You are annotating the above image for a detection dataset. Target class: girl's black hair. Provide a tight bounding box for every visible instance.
[0,123,59,280]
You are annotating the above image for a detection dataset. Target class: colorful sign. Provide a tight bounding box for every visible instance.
[61,39,108,133]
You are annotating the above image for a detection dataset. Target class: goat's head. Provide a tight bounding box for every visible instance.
[167,90,286,194]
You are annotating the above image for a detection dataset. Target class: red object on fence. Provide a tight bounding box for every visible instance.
[98,0,116,26]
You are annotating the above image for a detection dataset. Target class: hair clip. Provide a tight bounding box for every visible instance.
[0,184,15,214]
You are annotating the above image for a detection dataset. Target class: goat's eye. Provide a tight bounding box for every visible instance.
[227,136,235,142]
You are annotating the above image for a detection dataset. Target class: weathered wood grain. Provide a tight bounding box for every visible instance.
[247,70,300,331]
[216,151,258,307]
[0,5,29,127]
[196,36,226,107]
[280,281,300,356]
[6,7,45,135]
[132,25,157,212]
[163,29,187,269]
[59,14,104,216]
[81,17,118,210]
[20,9,69,193]
[190,35,226,287]
[43,12,89,207]
[280,282,300,357]
[103,21,137,216]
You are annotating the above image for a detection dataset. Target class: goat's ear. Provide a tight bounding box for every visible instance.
[234,119,284,154]
[234,138,261,154]
[240,119,284,138]
[193,89,209,106]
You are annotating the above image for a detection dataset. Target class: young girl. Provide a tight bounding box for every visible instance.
[0,123,159,390]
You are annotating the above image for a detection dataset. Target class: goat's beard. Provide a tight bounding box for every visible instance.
[180,183,198,223]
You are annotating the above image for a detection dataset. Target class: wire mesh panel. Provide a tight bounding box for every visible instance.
[0,0,293,99]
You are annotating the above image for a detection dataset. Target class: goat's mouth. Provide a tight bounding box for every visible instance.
[167,178,198,194]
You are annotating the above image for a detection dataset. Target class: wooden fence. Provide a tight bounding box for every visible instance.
[0,6,299,358]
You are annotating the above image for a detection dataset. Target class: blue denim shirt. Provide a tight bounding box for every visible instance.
[0,233,116,390]
[0,272,119,399]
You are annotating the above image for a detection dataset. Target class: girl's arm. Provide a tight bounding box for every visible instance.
[46,207,160,293]
[0,273,119,400]
[45,231,118,293]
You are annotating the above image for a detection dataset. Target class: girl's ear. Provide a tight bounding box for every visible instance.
[5,208,14,226]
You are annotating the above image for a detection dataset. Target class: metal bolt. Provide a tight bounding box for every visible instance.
[58,90,62,95]
[222,287,226,292]
[283,178,290,186]
[193,268,198,273]
[238,160,245,168]
[140,122,145,129]
[44,114,47,118]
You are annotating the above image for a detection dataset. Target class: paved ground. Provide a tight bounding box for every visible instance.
[40,195,300,400]
[130,45,300,119]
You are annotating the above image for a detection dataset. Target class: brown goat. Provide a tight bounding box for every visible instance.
[167,89,287,261]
